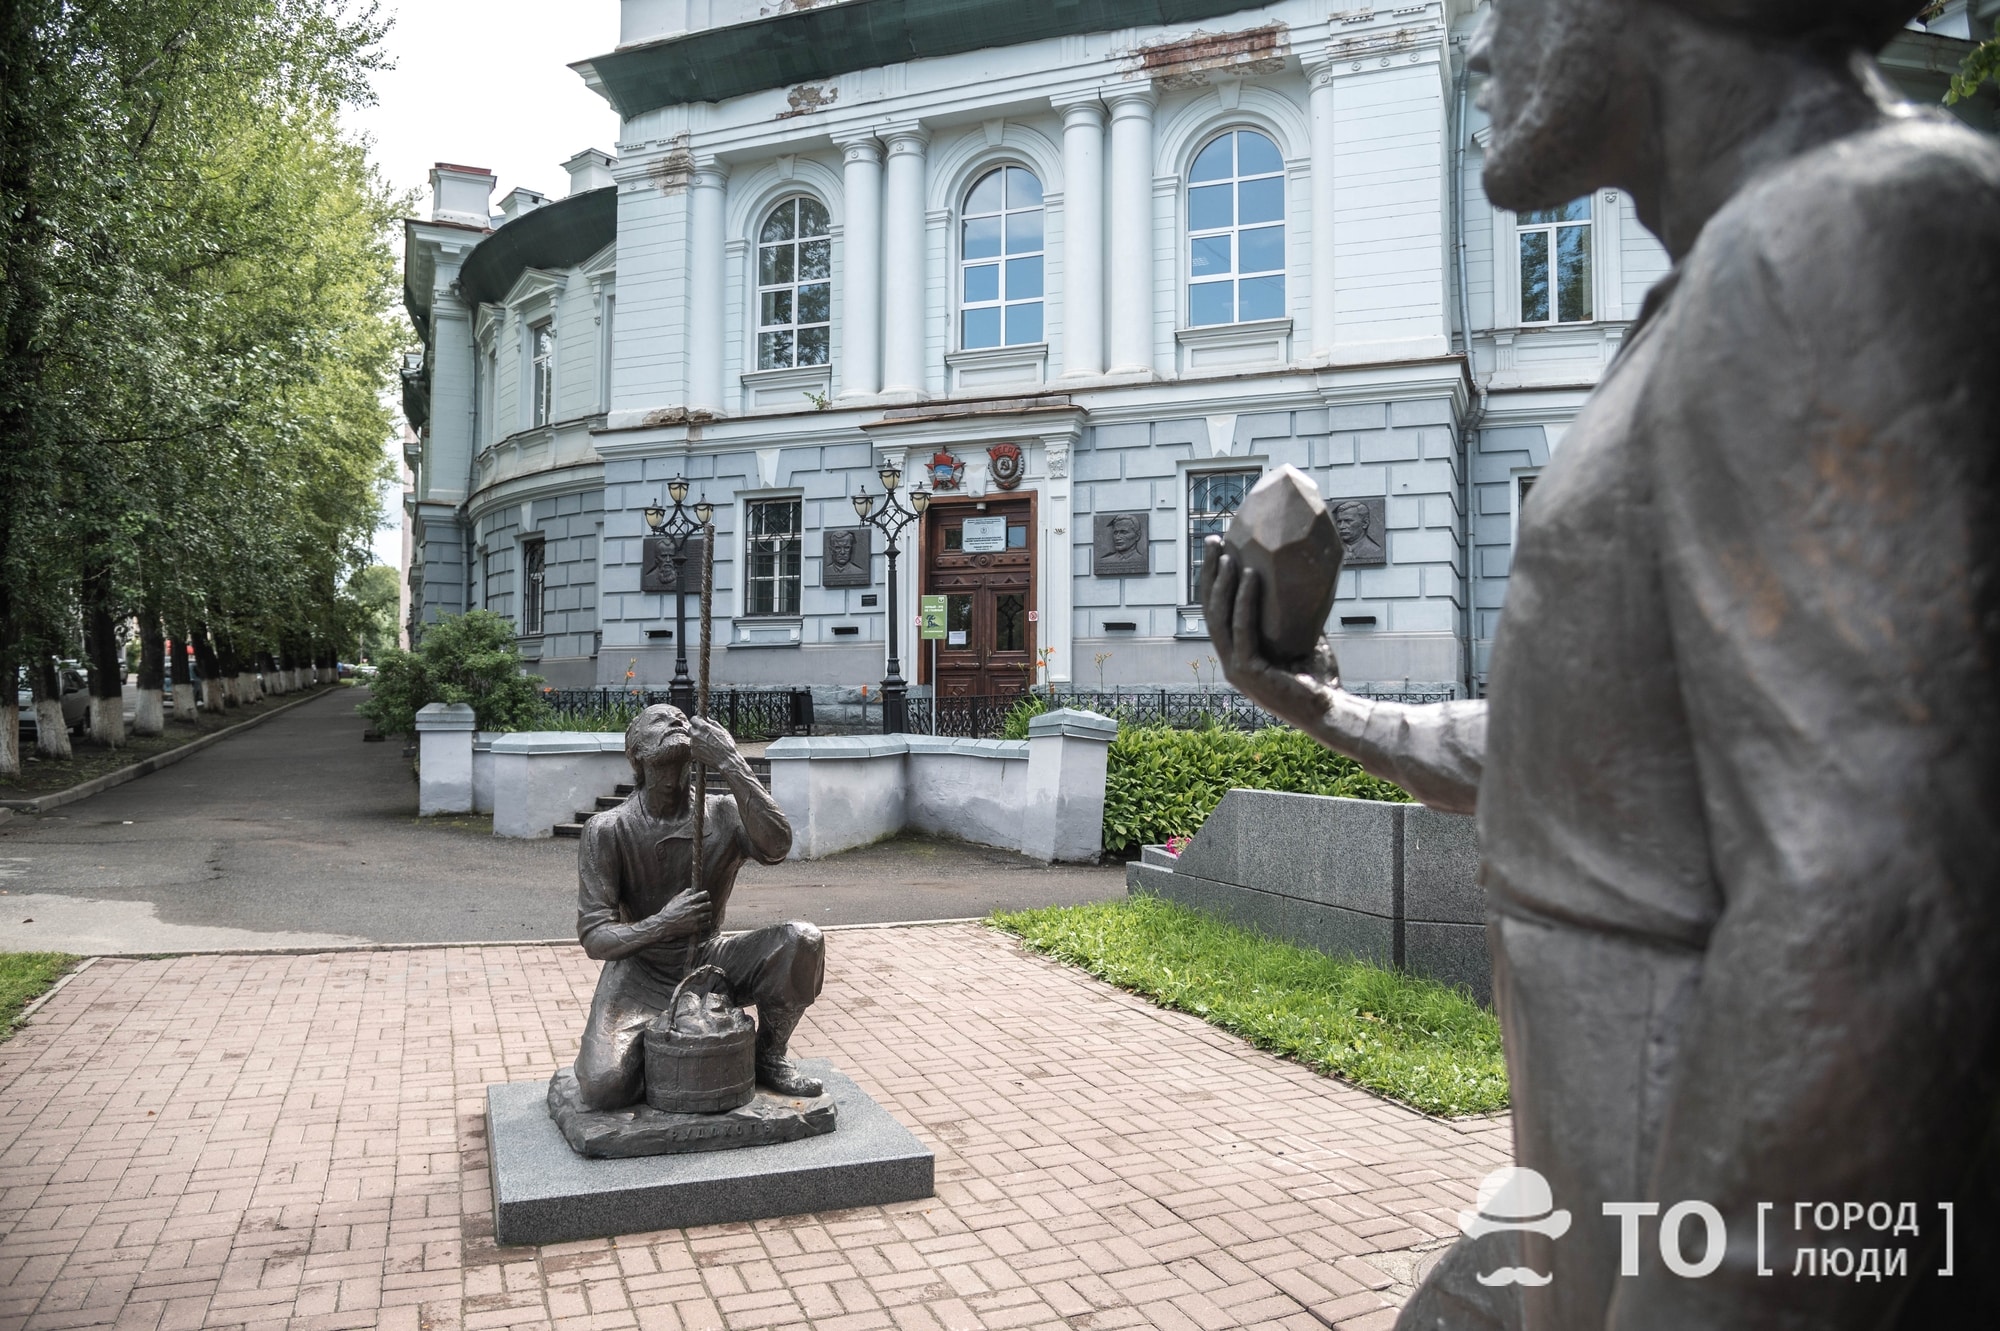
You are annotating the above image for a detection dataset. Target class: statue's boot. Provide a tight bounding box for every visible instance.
[755,1004,824,1097]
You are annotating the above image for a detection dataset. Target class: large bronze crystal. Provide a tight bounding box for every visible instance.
[1219,464,1342,664]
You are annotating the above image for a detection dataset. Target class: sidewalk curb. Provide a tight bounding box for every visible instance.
[0,687,347,818]
[67,918,992,961]
[13,956,99,1026]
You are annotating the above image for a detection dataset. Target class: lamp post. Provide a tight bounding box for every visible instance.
[643,478,715,713]
[851,460,931,734]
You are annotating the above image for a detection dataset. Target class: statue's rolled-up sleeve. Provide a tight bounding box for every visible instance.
[1610,173,2000,1328]
[1323,693,1486,814]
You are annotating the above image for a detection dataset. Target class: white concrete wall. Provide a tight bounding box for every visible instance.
[767,711,1113,862]
[902,739,1032,849]
[490,733,631,838]
[766,736,909,858]
[416,703,477,816]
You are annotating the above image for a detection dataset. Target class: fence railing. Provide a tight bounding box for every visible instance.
[897,687,1458,739]
[537,687,814,739]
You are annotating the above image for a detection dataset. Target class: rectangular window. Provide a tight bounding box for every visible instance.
[530,321,555,426]
[744,499,802,616]
[1517,199,1593,325]
[482,548,499,610]
[1187,469,1258,603]
[521,538,546,635]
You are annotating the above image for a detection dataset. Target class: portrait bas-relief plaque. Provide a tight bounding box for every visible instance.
[640,533,706,594]
[821,526,872,589]
[1330,497,1387,567]
[1092,512,1151,578]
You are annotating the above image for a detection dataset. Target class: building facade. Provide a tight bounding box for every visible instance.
[402,0,1994,698]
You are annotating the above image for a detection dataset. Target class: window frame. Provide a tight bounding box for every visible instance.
[1185,128,1288,330]
[1185,467,1261,605]
[754,196,833,372]
[742,497,803,618]
[956,165,1046,352]
[520,537,546,636]
[1514,198,1594,327]
[529,320,556,427]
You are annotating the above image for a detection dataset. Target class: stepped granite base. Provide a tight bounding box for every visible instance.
[487,1060,934,1245]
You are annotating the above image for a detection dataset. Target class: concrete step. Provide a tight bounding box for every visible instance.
[553,823,585,839]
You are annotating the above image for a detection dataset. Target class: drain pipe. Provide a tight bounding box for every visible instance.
[1451,45,1489,700]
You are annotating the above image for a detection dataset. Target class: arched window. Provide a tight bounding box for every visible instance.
[1187,130,1286,327]
[757,197,831,369]
[959,167,1044,349]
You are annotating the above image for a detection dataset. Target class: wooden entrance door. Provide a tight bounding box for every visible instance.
[922,497,1035,698]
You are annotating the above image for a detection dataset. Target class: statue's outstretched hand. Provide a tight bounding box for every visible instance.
[688,716,738,769]
[1202,536,1341,733]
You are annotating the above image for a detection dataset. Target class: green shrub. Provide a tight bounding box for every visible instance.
[1102,723,1410,854]
[355,611,546,736]
[999,692,1050,739]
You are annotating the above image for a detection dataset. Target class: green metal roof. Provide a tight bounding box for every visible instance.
[583,0,1271,117]
[456,187,618,308]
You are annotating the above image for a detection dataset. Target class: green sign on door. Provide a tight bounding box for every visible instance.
[919,595,947,640]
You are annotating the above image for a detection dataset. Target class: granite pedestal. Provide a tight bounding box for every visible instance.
[486,1060,934,1245]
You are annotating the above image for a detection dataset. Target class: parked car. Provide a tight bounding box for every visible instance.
[16,661,90,741]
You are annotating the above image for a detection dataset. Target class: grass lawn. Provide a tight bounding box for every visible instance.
[991,895,1508,1118]
[1,952,80,1040]
[0,686,342,799]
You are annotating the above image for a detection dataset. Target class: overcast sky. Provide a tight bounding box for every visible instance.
[354,1,623,569]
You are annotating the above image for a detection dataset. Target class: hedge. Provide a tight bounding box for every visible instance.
[1102,723,1410,854]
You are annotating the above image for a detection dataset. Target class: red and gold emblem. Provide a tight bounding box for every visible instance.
[988,442,1024,491]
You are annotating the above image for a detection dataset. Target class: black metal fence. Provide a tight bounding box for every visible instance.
[537,687,814,739]
[897,687,1458,739]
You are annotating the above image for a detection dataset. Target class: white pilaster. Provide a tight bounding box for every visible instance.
[882,124,930,400]
[1107,88,1157,378]
[687,162,729,413]
[1307,61,1339,362]
[1055,97,1106,379]
[837,135,884,400]
[1038,437,1075,684]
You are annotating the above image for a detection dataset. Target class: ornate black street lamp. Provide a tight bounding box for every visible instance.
[643,477,715,713]
[851,460,931,734]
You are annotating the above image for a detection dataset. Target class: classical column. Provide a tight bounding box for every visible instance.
[687,162,728,412]
[837,134,884,400]
[881,124,930,399]
[1308,60,1339,362]
[1107,88,1157,378]
[1055,97,1106,379]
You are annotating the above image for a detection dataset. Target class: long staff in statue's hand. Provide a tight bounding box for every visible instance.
[686,520,716,974]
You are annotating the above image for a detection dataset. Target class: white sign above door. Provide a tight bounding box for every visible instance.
[961,516,1008,553]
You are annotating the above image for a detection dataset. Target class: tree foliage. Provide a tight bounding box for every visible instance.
[0,0,406,764]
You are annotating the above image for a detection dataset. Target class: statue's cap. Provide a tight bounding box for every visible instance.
[1663,0,1926,51]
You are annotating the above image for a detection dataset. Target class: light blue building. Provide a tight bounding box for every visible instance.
[401,0,1993,702]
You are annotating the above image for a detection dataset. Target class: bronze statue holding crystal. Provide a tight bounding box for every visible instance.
[1208,1,1999,1325]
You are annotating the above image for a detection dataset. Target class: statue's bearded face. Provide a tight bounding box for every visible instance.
[1471,0,1626,213]
[627,704,692,777]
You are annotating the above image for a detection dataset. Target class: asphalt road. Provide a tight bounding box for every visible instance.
[0,688,1125,954]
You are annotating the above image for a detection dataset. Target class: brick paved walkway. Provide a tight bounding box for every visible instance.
[0,925,1510,1331]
